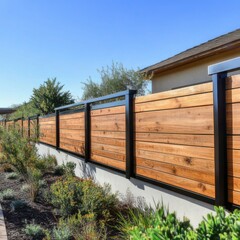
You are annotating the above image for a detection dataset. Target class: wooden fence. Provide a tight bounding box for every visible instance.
[1,58,240,209]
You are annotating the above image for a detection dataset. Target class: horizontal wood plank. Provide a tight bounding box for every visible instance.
[91,106,125,116]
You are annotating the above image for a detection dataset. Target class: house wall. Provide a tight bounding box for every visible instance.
[152,50,240,93]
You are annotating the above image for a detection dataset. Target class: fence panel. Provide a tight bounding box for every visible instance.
[39,115,56,146]
[226,74,240,205]
[59,111,85,155]
[90,105,126,170]
[134,82,215,198]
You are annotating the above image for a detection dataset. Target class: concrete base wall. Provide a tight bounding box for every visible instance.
[37,143,214,227]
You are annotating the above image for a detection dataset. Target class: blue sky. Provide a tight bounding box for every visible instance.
[0,0,240,106]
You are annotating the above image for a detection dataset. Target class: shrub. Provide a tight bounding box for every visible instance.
[0,189,15,200]
[24,223,45,239]
[20,184,31,193]
[50,176,83,217]
[52,225,71,240]
[6,172,19,180]
[58,212,107,240]
[54,165,65,176]
[10,200,28,211]
[34,154,57,173]
[196,206,240,239]
[119,205,194,240]
[54,162,76,177]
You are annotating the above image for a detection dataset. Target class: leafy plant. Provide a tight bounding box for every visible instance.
[196,206,240,240]
[119,204,194,240]
[54,162,76,177]
[52,225,71,240]
[0,189,15,200]
[6,172,19,180]
[24,222,45,239]
[10,200,28,211]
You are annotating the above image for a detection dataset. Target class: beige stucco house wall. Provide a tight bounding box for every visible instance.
[141,29,240,93]
[152,50,240,93]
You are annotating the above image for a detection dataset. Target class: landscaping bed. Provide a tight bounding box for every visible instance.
[0,172,58,240]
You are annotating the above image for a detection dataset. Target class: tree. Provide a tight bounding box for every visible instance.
[9,102,40,119]
[81,62,149,100]
[31,78,74,115]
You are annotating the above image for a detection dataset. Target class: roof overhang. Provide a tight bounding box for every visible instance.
[0,108,16,114]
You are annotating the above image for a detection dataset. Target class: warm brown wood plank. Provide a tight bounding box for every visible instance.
[136,150,214,172]
[91,114,125,131]
[91,149,125,162]
[136,167,215,198]
[228,177,240,191]
[60,118,85,126]
[91,142,125,154]
[228,190,240,205]
[135,133,214,148]
[59,123,84,130]
[59,112,84,120]
[39,117,55,122]
[91,130,125,139]
[60,138,84,147]
[227,103,240,134]
[226,88,240,104]
[227,136,240,150]
[135,105,213,134]
[135,92,213,113]
[136,158,214,185]
[91,136,125,147]
[135,82,213,104]
[226,75,240,89]
[228,149,240,165]
[136,141,214,160]
[228,163,240,177]
[91,106,125,116]
[60,142,84,155]
[91,154,125,170]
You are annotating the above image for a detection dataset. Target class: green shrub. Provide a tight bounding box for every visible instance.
[119,205,194,240]
[50,176,83,217]
[10,200,28,211]
[54,162,76,177]
[58,212,107,240]
[6,172,18,180]
[196,206,240,239]
[24,223,45,239]
[20,184,31,193]
[0,189,15,200]
[52,225,71,240]
[34,154,57,173]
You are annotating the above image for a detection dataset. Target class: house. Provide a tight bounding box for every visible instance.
[141,29,240,93]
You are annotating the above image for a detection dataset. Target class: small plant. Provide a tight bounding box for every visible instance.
[52,225,71,240]
[20,184,31,193]
[6,172,19,180]
[0,189,15,200]
[24,222,45,239]
[10,200,28,211]
[54,162,76,177]
[54,165,65,176]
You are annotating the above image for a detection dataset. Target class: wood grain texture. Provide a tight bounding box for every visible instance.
[59,112,84,120]
[135,82,212,104]
[226,75,240,89]
[228,190,240,205]
[135,105,214,134]
[135,133,214,147]
[135,92,213,113]
[136,167,215,197]
[91,106,125,116]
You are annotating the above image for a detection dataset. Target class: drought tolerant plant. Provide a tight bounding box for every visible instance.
[10,200,28,212]
[196,206,240,239]
[6,172,19,180]
[24,222,45,239]
[119,204,194,240]
[52,225,71,240]
[0,189,15,201]
[54,162,76,177]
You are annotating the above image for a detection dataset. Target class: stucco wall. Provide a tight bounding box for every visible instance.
[37,143,215,228]
[152,50,240,93]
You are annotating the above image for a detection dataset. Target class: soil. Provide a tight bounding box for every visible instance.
[0,172,58,240]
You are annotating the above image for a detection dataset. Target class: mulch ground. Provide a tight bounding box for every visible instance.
[0,172,58,240]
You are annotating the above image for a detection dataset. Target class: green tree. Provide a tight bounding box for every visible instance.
[9,102,40,119]
[81,62,149,100]
[31,78,74,115]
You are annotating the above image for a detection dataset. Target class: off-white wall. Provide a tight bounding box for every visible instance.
[37,143,214,228]
[152,51,240,93]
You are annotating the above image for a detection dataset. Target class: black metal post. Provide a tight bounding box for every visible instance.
[28,117,30,138]
[84,103,91,162]
[212,72,228,206]
[4,119,6,129]
[56,110,60,149]
[125,90,137,179]
[36,115,39,139]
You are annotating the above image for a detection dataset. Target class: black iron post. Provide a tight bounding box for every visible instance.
[84,103,91,162]
[36,115,40,139]
[56,110,60,149]
[125,90,137,179]
[28,117,30,138]
[212,72,228,206]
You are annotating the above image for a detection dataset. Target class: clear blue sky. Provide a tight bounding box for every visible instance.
[1,0,240,106]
